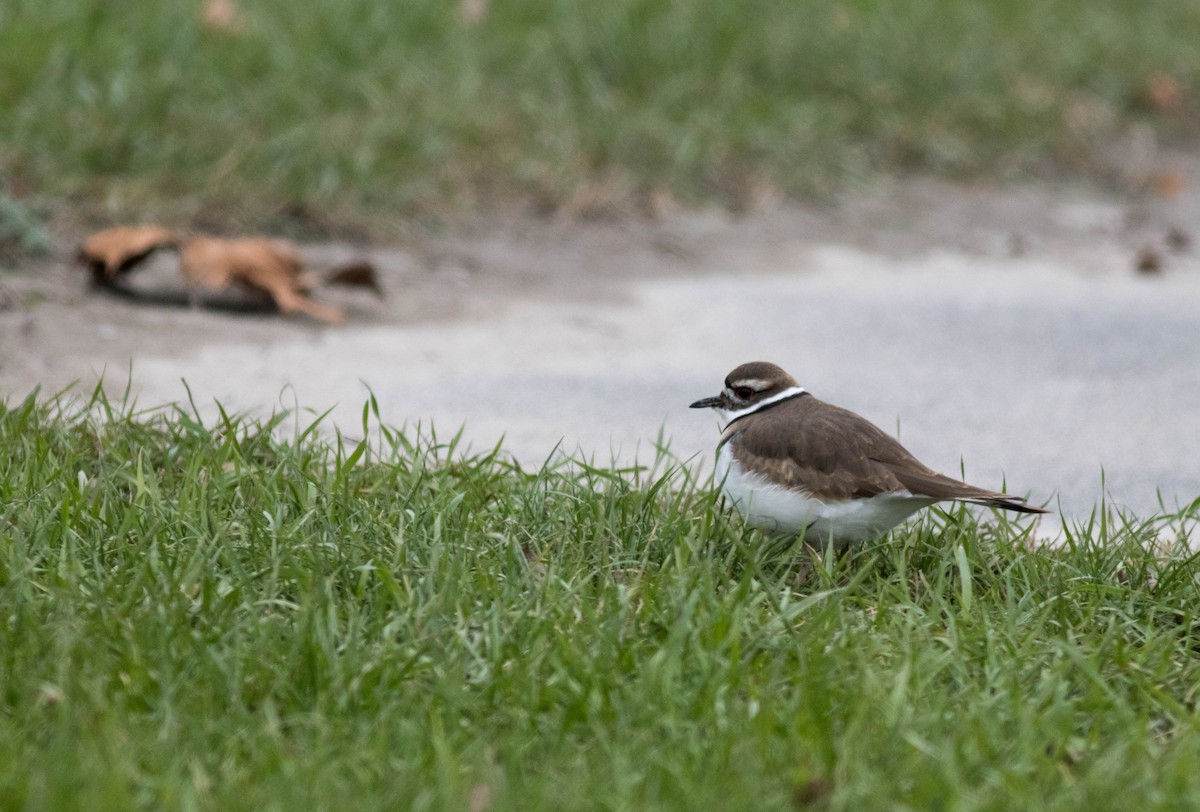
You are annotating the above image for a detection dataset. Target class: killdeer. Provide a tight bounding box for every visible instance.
[691,362,1048,547]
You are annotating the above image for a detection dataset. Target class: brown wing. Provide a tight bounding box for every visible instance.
[729,395,1045,512]
[727,396,915,501]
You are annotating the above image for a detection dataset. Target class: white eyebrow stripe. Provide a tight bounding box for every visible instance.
[730,378,773,391]
[721,386,807,423]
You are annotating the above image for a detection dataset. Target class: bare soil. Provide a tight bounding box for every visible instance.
[3,162,1200,523]
[4,161,1198,397]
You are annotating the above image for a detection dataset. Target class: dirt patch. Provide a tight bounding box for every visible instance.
[4,160,1199,399]
[3,167,1200,520]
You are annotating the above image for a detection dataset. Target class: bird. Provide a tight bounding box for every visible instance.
[690,361,1048,548]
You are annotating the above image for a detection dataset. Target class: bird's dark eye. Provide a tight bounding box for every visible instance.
[734,386,755,399]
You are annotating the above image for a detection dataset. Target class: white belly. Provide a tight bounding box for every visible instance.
[715,444,933,546]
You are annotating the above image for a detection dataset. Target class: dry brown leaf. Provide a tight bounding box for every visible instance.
[1135,245,1163,275]
[179,236,345,324]
[80,226,377,324]
[1150,170,1186,198]
[320,260,383,295]
[792,777,833,808]
[468,783,492,812]
[78,226,177,281]
[643,186,680,221]
[1166,225,1191,252]
[201,0,242,33]
[1145,73,1183,111]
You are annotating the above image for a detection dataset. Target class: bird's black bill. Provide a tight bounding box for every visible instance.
[689,396,723,409]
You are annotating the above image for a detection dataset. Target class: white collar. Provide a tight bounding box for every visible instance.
[719,386,807,424]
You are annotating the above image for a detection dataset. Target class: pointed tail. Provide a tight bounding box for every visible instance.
[967,495,1051,515]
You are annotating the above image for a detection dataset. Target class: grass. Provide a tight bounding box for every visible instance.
[3,0,1200,231]
[2,391,1200,810]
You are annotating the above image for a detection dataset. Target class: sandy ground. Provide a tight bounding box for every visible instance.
[3,169,1200,527]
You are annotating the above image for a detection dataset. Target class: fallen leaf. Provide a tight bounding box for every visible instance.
[643,186,680,221]
[317,259,383,296]
[79,226,380,324]
[1165,225,1191,252]
[1145,73,1182,111]
[1150,170,1186,198]
[1135,246,1163,275]
[179,236,346,324]
[792,777,833,808]
[78,226,177,282]
[468,783,492,812]
[201,0,242,33]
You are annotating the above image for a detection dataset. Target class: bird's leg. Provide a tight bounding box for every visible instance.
[789,542,826,589]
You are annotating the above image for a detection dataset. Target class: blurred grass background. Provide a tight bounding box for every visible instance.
[2,0,1199,233]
